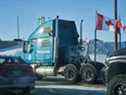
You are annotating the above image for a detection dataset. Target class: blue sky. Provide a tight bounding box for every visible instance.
[0,0,126,42]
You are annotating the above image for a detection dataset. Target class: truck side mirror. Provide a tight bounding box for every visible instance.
[23,41,33,53]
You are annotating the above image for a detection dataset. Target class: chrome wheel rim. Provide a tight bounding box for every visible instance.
[82,69,94,82]
[115,84,126,95]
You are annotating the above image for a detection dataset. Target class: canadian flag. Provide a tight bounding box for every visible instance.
[96,13,104,30]
[96,13,115,32]
[105,18,115,32]
[106,19,122,32]
[115,20,122,32]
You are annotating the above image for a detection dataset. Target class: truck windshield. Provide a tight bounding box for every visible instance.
[28,20,53,41]
[37,20,53,37]
[32,38,51,48]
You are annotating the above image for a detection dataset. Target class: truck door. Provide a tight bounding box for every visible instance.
[28,20,54,65]
[32,37,53,65]
[23,20,53,65]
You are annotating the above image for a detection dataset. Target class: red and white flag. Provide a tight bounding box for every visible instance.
[115,20,122,31]
[96,13,115,32]
[96,13,104,30]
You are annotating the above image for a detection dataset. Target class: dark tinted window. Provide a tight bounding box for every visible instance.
[0,58,6,64]
[0,57,26,64]
[11,57,25,64]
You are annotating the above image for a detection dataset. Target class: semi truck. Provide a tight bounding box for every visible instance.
[11,16,105,83]
[19,17,105,82]
[106,48,126,95]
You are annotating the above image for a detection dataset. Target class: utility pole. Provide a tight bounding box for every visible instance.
[17,16,20,39]
[114,0,120,50]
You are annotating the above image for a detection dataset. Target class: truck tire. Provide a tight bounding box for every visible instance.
[36,73,43,80]
[64,64,79,83]
[107,75,126,95]
[80,64,97,83]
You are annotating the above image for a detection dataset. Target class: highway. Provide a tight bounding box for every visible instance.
[0,76,106,95]
[32,76,106,95]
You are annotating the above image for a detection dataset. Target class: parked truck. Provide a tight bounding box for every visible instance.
[106,48,126,95]
[12,16,105,83]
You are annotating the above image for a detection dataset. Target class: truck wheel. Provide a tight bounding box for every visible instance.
[36,73,43,80]
[64,64,79,83]
[107,75,126,95]
[80,64,97,83]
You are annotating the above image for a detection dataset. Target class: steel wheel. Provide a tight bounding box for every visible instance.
[107,75,126,95]
[64,64,79,83]
[82,69,95,82]
[80,64,97,83]
[114,84,126,95]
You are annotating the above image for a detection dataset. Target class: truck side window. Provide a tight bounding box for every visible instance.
[23,41,33,53]
[0,58,5,64]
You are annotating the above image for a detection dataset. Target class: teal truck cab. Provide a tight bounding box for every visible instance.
[21,17,105,83]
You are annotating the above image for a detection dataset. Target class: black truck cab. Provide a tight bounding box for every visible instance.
[106,48,126,95]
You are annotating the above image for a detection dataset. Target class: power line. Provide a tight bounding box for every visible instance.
[17,16,20,39]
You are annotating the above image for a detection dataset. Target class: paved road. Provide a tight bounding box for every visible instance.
[32,76,106,95]
[32,87,105,95]
[0,76,106,95]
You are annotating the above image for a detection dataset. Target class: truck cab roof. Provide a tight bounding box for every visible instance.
[28,19,79,46]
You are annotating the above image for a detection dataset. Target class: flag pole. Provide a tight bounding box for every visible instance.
[94,11,97,63]
[17,16,20,39]
[94,28,97,62]
[114,0,119,50]
[119,17,121,48]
